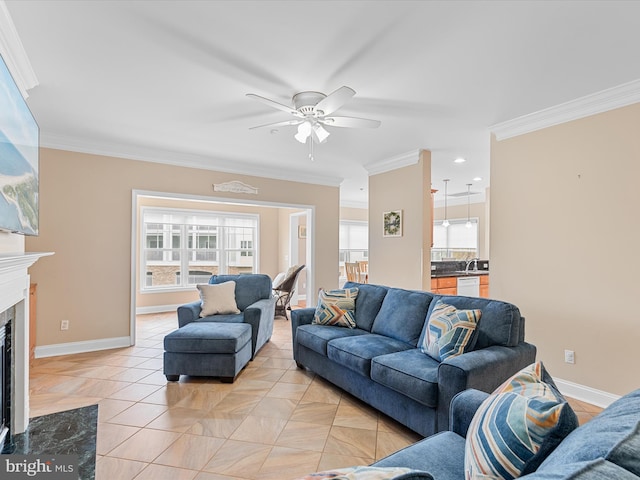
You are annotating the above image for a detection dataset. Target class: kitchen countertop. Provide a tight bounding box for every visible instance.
[431,270,490,278]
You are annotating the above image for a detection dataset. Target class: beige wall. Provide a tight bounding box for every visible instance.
[26,148,339,348]
[433,201,489,260]
[491,102,640,396]
[340,206,368,222]
[369,150,431,289]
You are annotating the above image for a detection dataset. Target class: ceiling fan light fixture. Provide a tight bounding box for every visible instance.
[312,123,330,143]
[294,121,312,143]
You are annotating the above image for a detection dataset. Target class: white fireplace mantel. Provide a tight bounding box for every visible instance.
[0,252,53,434]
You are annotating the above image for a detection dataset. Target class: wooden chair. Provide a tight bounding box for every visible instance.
[357,261,369,283]
[345,262,359,282]
[273,265,305,319]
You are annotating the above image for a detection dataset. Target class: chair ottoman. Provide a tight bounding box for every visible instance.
[163,322,252,383]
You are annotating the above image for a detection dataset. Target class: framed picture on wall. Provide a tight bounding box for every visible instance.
[383,210,403,237]
[298,225,307,239]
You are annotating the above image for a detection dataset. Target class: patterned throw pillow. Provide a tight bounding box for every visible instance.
[312,287,359,328]
[294,465,433,479]
[464,361,579,480]
[420,301,481,361]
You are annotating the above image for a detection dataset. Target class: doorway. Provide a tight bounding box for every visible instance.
[130,190,314,344]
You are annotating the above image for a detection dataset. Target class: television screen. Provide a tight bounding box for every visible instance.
[0,54,39,236]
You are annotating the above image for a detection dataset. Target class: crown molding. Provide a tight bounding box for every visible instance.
[491,79,640,140]
[364,149,421,176]
[40,132,344,188]
[0,1,38,98]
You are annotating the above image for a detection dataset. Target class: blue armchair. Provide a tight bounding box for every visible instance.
[177,274,276,359]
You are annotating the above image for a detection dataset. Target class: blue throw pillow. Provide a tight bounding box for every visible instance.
[312,287,359,328]
[420,300,481,361]
[464,361,579,479]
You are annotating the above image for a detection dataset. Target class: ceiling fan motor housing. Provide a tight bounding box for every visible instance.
[293,91,327,116]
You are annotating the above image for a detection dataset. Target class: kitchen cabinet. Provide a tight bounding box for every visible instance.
[431,276,457,295]
[480,275,490,298]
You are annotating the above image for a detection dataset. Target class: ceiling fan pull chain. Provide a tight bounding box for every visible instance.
[309,136,314,161]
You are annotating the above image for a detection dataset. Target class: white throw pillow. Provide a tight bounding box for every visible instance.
[197,281,240,316]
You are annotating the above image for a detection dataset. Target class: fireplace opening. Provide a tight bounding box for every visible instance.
[0,306,12,452]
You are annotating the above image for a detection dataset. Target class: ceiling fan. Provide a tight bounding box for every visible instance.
[246,86,381,148]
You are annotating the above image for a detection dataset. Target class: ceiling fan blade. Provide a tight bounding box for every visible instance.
[246,93,301,116]
[314,86,356,115]
[249,119,303,130]
[322,116,381,128]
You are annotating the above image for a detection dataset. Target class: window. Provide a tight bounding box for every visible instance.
[142,208,258,290]
[431,218,478,261]
[339,221,368,277]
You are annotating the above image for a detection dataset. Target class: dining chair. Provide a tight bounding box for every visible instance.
[357,260,369,283]
[345,262,359,282]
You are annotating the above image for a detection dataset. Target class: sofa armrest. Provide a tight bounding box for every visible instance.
[243,296,277,359]
[291,307,315,346]
[449,389,490,438]
[437,342,536,431]
[177,300,202,327]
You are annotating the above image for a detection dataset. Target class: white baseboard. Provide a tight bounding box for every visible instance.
[136,304,181,315]
[35,336,132,359]
[555,377,621,409]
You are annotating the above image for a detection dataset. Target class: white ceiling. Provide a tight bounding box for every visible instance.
[5,1,640,207]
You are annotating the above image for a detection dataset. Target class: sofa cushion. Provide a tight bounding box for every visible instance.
[344,282,389,331]
[420,300,481,361]
[296,324,369,356]
[522,459,640,480]
[371,349,440,407]
[327,334,412,377]
[536,388,640,474]
[465,361,579,479]
[373,431,466,480]
[422,296,521,349]
[197,281,240,316]
[371,288,434,346]
[209,274,272,310]
[313,287,359,328]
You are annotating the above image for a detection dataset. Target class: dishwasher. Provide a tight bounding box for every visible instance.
[457,276,480,297]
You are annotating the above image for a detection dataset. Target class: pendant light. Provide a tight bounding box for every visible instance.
[465,183,472,228]
[442,179,450,228]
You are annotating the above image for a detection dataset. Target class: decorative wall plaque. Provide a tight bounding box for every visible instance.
[213,181,259,195]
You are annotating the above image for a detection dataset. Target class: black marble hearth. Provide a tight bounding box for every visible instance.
[2,404,98,480]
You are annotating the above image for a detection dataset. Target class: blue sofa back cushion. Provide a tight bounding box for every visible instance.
[420,295,521,349]
[536,388,640,475]
[371,288,435,346]
[209,274,272,311]
[344,282,389,331]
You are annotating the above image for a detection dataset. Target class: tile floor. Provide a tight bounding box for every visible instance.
[29,311,603,480]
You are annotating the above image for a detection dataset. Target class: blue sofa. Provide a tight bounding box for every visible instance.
[291,282,537,437]
[177,274,276,359]
[373,388,640,479]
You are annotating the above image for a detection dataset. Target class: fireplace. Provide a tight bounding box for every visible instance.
[0,307,10,450]
[0,252,52,447]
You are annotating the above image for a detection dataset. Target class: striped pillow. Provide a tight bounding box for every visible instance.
[464,361,579,480]
[421,301,481,361]
[313,287,359,328]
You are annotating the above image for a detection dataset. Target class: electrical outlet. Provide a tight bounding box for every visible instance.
[60,320,69,331]
[564,349,575,364]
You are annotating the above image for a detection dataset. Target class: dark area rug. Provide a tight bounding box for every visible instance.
[2,404,98,480]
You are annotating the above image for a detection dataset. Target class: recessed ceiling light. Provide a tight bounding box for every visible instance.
[473,177,482,182]
[454,157,466,163]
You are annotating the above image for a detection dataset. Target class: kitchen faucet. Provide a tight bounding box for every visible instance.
[465,258,479,273]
